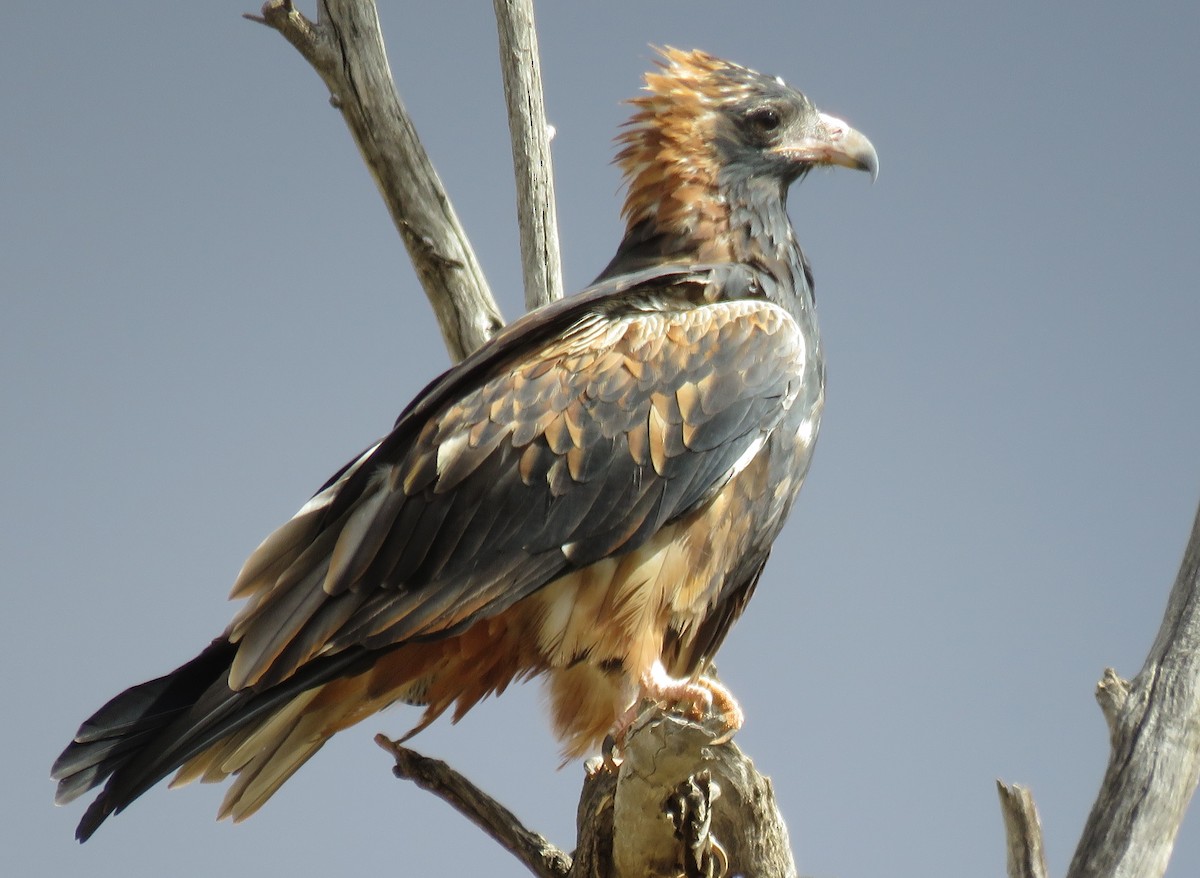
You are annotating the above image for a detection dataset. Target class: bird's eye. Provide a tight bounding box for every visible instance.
[746,106,782,135]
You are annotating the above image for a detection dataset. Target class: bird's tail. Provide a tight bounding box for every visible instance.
[51,638,376,842]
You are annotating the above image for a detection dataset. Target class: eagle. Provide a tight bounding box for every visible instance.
[53,48,877,841]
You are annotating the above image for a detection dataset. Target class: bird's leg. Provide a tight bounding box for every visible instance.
[607,660,745,767]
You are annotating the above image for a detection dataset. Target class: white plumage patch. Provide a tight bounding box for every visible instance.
[435,431,471,481]
[726,433,768,482]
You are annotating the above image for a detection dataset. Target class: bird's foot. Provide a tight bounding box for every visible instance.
[642,661,745,740]
[698,676,745,745]
[600,733,623,773]
[605,663,745,768]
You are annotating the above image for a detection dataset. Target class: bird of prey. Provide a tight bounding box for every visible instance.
[53,48,877,841]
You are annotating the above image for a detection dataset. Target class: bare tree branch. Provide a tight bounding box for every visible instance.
[1063,499,1200,878]
[374,735,572,878]
[997,781,1049,878]
[249,0,503,361]
[999,500,1200,878]
[492,0,563,310]
[379,716,795,878]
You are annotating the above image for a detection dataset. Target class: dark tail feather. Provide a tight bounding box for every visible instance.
[52,640,235,805]
[53,638,377,842]
[52,639,237,840]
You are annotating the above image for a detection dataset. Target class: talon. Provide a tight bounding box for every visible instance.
[603,663,746,760]
[601,733,623,772]
[682,686,713,720]
[584,755,607,778]
[635,661,745,743]
[703,677,744,743]
[708,836,730,878]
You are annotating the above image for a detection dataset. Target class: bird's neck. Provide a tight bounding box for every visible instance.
[724,175,814,309]
[598,175,814,313]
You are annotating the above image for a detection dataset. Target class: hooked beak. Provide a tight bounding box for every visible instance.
[777,111,879,182]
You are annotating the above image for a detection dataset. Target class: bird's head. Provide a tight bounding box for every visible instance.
[615,48,877,251]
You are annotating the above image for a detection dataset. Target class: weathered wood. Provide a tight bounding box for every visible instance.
[492,0,563,310]
[1063,500,1200,878]
[378,715,796,878]
[997,781,1049,878]
[249,0,503,361]
[374,735,572,878]
[607,714,797,878]
[998,501,1200,878]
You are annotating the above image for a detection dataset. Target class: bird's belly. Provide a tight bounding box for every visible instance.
[530,450,779,752]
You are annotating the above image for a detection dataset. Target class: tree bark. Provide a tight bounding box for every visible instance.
[251,2,798,876]
[378,714,797,878]
[603,715,796,878]
[492,0,563,310]
[999,500,1200,877]
[997,781,1049,878]
[247,0,502,362]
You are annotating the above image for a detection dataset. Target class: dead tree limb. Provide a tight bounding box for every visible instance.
[999,498,1200,878]
[248,0,502,361]
[603,714,796,878]
[1066,500,1200,876]
[492,0,563,310]
[250,2,799,876]
[997,781,1049,878]
[377,715,797,878]
[374,735,572,878]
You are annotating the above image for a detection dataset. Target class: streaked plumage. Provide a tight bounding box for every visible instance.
[52,48,876,841]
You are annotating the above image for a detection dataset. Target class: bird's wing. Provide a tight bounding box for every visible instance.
[225,263,808,691]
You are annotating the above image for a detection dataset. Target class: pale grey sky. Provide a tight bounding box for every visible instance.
[5,2,1200,876]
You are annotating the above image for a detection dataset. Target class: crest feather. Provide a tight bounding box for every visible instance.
[614,48,766,234]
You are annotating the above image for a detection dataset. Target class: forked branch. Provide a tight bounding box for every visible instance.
[248,0,502,361]
[999,499,1200,878]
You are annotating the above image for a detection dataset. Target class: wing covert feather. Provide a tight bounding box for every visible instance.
[228,281,806,690]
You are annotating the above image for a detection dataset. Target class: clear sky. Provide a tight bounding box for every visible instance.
[5,2,1200,876]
